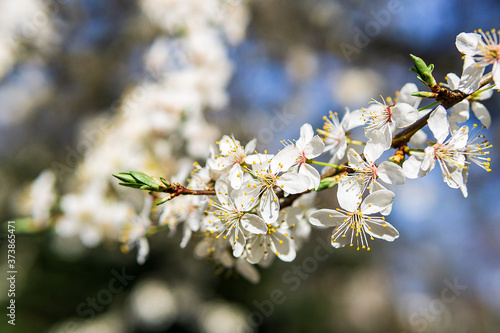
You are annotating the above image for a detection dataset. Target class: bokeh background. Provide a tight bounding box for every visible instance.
[1,0,500,332]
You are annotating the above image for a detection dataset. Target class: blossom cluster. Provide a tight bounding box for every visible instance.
[17,23,496,283]
[113,30,496,282]
[18,0,251,250]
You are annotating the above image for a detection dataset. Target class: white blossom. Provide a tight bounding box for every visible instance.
[337,144,404,213]
[395,83,422,109]
[309,190,398,250]
[284,123,325,190]
[245,208,296,264]
[445,72,492,128]
[120,197,154,265]
[361,98,419,149]
[21,170,57,230]
[237,146,311,223]
[204,179,268,257]
[318,108,364,163]
[456,29,500,88]
[403,106,469,196]
[207,135,257,189]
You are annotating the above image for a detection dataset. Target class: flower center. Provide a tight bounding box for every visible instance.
[299,151,307,166]
[484,44,500,63]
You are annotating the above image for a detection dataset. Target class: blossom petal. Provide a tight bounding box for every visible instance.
[392,103,419,128]
[282,206,303,228]
[215,178,232,207]
[365,220,399,242]
[364,130,385,163]
[229,164,244,189]
[344,108,365,130]
[403,155,424,178]
[455,32,481,55]
[347,148,364,166]
[186,212,201,232]
[378,124,393,150]
[442,167,465,190]
[235,258,260,284]
[218,135,239,156]
[360,190,395,215]
[246,236,266,264]
[377,161,406,185]
[299,163,321,190]
[449,125,469,150]
[241,214,268,235]
[337,177,363,212]
[136,238,150,265]
[409,129,427,147]
[193,237,212,258]
[235,180,261,211]
[258,252,275,268]
[245,153,274,168]
[230,226,246,257]
[370,182,393,215]
[309,209,345,227]
[477,86,494,100]
[459,64,484,94]
[449,100,470,125]
[271,233,296,262]
[398,83,421,108]
[260,188,280,223]
[180,225,192,248]
[446,73,460,90]
[421,148,437,173]
[304,135,325,158]
[459,168,469,198]
[428,106,449,143]
[492,60,500,88]
[244,138,257,155]
[296,123,314,150]
[331,233,351,248]
[271,145,299,172]
[277,172,311,194]
[471,101,491,127]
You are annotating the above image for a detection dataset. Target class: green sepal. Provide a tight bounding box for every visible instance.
[155,196,171,206]
[160,177,171,187]
[411,91,437,98]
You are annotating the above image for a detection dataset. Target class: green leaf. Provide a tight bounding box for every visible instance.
[316,177,339,191]
[410,54,436,87]
[118,182,143,189]
[130,171,160,190]
[112,172,136,183]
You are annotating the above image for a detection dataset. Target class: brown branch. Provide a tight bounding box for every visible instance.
[391,72,493,149]
[153,183,215,202]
